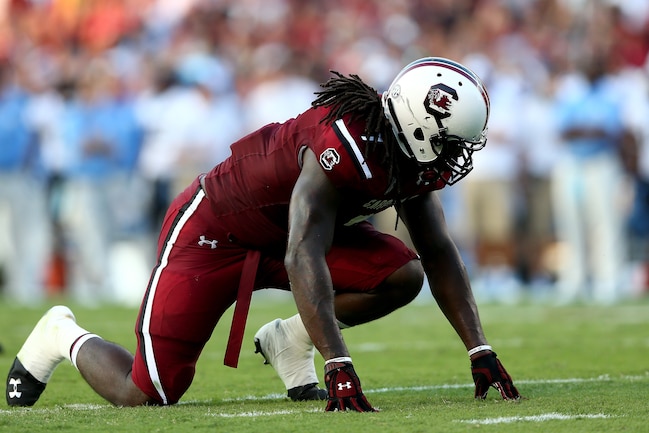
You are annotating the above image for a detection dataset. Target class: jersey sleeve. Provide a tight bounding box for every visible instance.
[308,116,374,189]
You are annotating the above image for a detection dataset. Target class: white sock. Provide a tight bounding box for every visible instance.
[283,314,312,345]
[274,314,353,389]
[70,333,101,369]
[271,315,317,389]
[16,306,92,383]
[57,320,96,363]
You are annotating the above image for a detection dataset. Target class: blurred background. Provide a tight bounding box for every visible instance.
[0,0,648,307]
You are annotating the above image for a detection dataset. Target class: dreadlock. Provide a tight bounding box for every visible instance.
[311,72,401,185]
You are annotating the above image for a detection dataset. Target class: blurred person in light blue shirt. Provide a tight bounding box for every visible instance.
[551,54,629,304]
[0,62,52,305]
[30,58,144,306]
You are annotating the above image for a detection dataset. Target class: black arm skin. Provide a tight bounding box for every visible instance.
[399,192,488,355]
[285,148,349,360]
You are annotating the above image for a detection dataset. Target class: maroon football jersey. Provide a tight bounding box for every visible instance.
[201,105,446,247]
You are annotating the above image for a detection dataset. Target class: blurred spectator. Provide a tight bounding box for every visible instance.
[514,79,562,297]
[240,44,320,133]
[620,60,649,295]
[0,62,51,305]
[459,50,526,303]
[135,51,243,230]
[175,50,243,175]
[133,63,179,231]
[551,53,630,304]
[2,0,649,305]
[26,56,143,305]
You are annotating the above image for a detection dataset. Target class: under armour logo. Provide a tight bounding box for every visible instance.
[337,381,352,391]
[8,378,22,398]
[198,235,218,249]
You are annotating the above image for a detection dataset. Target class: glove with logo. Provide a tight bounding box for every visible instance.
[471,351,521,400]
[324,360,378,412]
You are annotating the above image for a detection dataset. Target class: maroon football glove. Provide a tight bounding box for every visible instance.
[471,351,520,400]
[324,361,378,412]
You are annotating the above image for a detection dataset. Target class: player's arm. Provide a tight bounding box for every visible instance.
[400,191,520,400]
[285,147,346,360]
[286,147,377,412]
[400,191,486,349]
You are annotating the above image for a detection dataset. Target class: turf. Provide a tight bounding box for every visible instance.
[0,291,647,433]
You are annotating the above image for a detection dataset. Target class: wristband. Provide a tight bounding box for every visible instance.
[467,345,492,357]
[325,356,353,365]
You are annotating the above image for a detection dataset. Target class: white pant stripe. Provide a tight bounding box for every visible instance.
[140,189,205,404]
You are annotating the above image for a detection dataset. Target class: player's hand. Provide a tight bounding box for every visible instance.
[324,360,378,412]
[471,351,520,400]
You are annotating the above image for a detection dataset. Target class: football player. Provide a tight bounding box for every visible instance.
[6,57,520,411]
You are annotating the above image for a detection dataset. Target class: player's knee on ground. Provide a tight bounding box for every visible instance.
[162,365,195,405]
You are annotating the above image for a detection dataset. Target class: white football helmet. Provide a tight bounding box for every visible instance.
[382,57,489,185]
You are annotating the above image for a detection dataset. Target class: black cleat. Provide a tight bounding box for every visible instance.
[6,358,47,407]
[287,383,327,401]
[254,337,270,365]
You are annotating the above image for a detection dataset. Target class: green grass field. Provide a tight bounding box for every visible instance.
[1,292,648,433]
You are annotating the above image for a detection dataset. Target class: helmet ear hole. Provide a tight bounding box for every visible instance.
[413,128,425,141]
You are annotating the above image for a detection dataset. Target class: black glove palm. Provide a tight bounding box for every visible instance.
[324,361,378,412]
[471,351,520,400]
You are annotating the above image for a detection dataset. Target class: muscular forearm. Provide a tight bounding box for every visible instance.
[400,193,488,350]
[286,254,349,360]
[285,147,350,361]
[422,252,487,350]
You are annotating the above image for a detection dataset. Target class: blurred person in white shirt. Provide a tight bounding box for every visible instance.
[459,52,526,302]
[135,53,244,230]
[240,44,319,134]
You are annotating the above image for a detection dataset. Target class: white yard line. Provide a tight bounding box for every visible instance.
[1,373,645,417]
[207,408,322,418]
[457,412,612,425]
[220,373,649,401]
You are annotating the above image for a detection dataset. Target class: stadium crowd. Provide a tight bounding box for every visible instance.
[1,0,648,306]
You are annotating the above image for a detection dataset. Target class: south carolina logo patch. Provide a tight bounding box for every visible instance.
[319,148,340,170]
[425,83,459,120]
